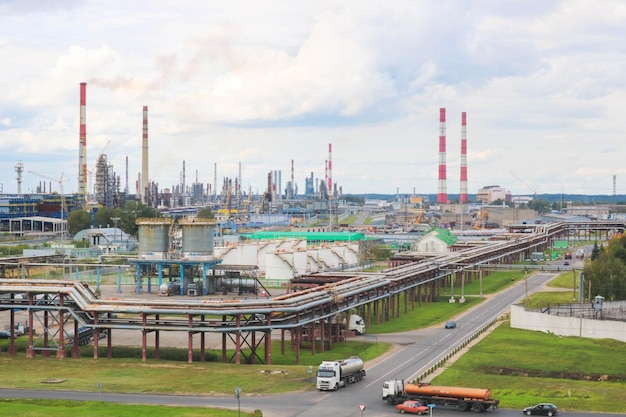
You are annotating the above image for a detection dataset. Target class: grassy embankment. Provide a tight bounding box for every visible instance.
[430,270,626,413]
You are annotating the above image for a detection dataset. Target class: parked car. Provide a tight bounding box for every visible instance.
[396,400,429,414]
[523,403,558,416]
[0,329,11,339]
[444,320,456,329]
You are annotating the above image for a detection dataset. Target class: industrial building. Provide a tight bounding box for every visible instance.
[129,219,372,292]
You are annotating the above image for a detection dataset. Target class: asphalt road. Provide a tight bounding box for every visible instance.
[2,267,624,417]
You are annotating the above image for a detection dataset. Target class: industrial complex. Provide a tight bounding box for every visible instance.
[2,83,626,368]
[0,220,624,365]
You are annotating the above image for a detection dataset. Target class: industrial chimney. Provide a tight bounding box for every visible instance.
[459,112,468,204]
[328,143,333,198]
[141,106,149,203]
[78,82,87,202]
[437,108,448,204]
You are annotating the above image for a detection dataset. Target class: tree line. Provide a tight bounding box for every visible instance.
[583,235,626,301]
[66,203,216,237]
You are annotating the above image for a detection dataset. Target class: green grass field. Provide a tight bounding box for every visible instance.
[0,398,259,417]
[432,322,626,413]
[0,340,385,394]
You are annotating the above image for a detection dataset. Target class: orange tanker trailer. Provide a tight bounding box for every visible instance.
[382,380,499,413]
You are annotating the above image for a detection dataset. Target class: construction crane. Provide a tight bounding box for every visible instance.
[415,210,428,224]
[472,206,489,230]
[28,171,69,220]
[509,171,538,198]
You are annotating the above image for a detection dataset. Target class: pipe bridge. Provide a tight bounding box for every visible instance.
[0,221,623,364]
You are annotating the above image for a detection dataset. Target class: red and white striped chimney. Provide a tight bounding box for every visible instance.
[78,82,87,200]
[324,160,328,196]
[459,112,468,203]
[437,108,448,204]
[327,143,333,197]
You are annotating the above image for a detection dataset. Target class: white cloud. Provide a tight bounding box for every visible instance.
[0,0,625,197]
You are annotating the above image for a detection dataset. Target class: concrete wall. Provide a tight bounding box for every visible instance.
[510,304,626,342]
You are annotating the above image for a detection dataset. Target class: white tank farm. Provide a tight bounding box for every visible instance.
[136,218,173,260]
[214,240,362,284]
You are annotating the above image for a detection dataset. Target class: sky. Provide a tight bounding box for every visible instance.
[1,0,626,198]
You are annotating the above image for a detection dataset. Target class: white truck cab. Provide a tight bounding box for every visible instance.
[349,314,365,335]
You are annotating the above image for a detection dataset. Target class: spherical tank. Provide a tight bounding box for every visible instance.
[180,219,215,260]
[137,218,173,259]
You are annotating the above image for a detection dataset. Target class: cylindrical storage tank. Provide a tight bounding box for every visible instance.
[180,219,215,261]
[137,218,173,260]
[338,357,364,376]
[405,384,492,400]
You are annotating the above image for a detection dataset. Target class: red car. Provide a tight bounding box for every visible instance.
[396,400,429,415]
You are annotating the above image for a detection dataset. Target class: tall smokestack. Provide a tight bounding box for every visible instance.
[78,82,87,202]
[238,161,242,206]
[141,106,149,203]
[459,112,468,204]
[214,162,217,202]
[182,160,186,194]
[125,156,129,195]
[328,143,333,197]
[291,159,295,199]
[324,160,328,196]
[15,161,24,194]
[437,107,448,204]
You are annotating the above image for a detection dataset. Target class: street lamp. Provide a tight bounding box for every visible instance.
[111,217,120,242]
[235,387,241,417]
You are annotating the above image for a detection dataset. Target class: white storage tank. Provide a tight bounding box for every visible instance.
[180,219,215,261]
[137,218,173,260]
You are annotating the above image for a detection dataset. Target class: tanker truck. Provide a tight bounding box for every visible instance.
[316,356,366,391]
[382,380,499,412]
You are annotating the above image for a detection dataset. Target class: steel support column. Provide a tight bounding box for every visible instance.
[155,313,160,360]
[7,307,17,356]
[199,314,205,362]
[264,316,272,365]
[141,313,147,362]
[106,326,112,359]
[319,315,325,353]
[295,326,301,365]
[280,329,285,356]
[187,314,194,363]
[235,314,241,365]
[222,315,227,363]
[92,313,99,360]
[71,320,80,358]
[56,294,66,358]
[250,331,257,364]
[293,313,300,365]
[26,293,35,358]
[42,310,50,358]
